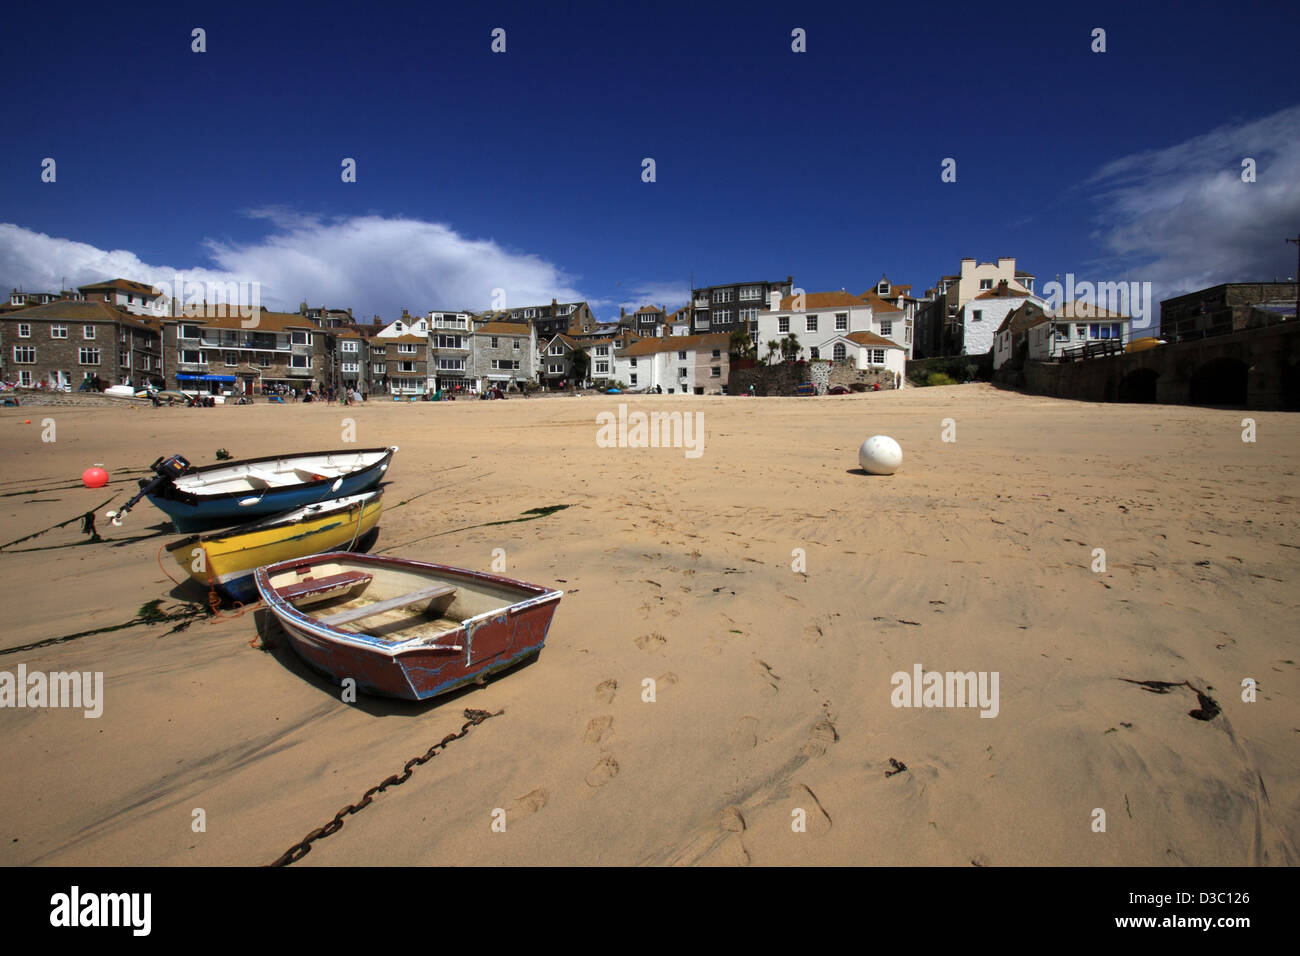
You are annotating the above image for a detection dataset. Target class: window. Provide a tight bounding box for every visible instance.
[222,352,237,366]
[13,346,36,364]
[711,349,721,359]
[833,343,846,361]
[870,349,886,364]
[1053,324,1070,339]
[490,337,499,348]
[1075,324,1087,339]
[17,323,31,338]
[182,349,203,364]
[119,350,129,366]
[630,374,638,386]
[435,334,463,349]
[713,309,731,325]
[290,354,311,369]
[711,367,721,378]
[291,331,311,345]
[549,345,565,356]
[596,346,609,356]
[712,289,734,303]
[17,370,32,386]
[881,320,893,336]
[548,363,564,374]
[979,279,993,290]
[595,362,609,374]
[79,348,100,365]
[258,354,271,368]
[51,324,67,338]
[342,362,359,373]
[806,316,818,332]
[397,344,417,354]
[341,340,358,352]
[877,281,889,295]
[524,309,537,319]
[372,363,386,374]
[739,307,759,324]
[678,367,688,379]
[180,324,202,340]
[399,361,416,373]
[835,313,847,331]
[437,358,465,371]
[513,339,520,350]
[83,325,96,339]
[677,351,687,360]
[630,358,637,367]
[970,311,982,324]
[738,286,762,301]
[778,317,789,333]
[810,347,819,360]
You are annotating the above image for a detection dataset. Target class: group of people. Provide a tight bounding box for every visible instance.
[255,383,367,405]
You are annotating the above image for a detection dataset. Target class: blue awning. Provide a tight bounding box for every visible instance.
[177,374,237,382]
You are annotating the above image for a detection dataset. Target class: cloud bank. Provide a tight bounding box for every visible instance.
[0,211,589,320]
[1086,104,1300,303]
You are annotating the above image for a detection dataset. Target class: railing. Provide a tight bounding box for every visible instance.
[1059,339,1124,362]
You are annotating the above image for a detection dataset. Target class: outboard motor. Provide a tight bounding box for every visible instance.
[105,454,193,527]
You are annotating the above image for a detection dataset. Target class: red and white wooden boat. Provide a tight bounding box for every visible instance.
[254,552,562,701]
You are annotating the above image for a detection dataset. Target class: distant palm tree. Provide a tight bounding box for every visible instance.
[728,329,755,360]
[781,333,801,362]
[765,339,780,364]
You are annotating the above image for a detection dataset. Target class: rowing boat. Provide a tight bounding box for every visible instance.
[254,552,563,701]
[142,447,396,531]
[165,491,383,603]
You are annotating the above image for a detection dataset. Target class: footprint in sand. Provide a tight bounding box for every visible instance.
[585,754,620,788]
[731,716,759,751]
[717,806,751,866]
[750,659,780,694]
[656,671,679,693]
[635,633,667,652]
[797,783,833,835]
[802,623,823,644]
[595,679,618,704]
[510,788,548,816]
[801,718,839,758]
[583,715,614,747]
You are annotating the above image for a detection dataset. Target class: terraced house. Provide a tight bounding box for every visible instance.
[77,277,171,318]
[466,320,534,392]
[690,276,793,335]
[480,299,597,339]
[162,309,333,396]
[1,300,162,389]
[377,334,427,395]
[612,333,731,394]
[427,308,473,392]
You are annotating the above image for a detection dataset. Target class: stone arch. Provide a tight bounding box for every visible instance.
[1117,367,1159,403]
[1188,356,1249,406]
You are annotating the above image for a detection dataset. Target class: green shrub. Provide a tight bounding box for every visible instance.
[927,372,958,386]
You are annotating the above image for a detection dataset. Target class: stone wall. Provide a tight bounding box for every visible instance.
[827,361,897,388]
[728,361,809,396]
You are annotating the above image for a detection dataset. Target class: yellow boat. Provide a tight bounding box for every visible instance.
[165,490,383,603]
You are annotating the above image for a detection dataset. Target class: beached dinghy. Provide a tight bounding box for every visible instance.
[255,552,563,701]
[107,447,397,532]
[165,490,384,604]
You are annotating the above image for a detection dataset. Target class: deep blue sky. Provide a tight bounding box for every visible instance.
[1,0,1296,319]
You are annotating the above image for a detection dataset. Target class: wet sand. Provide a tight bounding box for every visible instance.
[1,385,1296,865]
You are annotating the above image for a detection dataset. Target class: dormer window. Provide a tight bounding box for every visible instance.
[877,281,889,295]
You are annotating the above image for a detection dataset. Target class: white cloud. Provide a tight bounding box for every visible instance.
[0,211,588,319]
[1086,104,1300,303]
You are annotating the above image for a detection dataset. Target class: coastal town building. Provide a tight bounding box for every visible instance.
[756,291,907,382]
[1027,302,1130,361]
[992,301,1051,370]
[690,277,794,335]
[612,332,731,394]
[1,299,162,389]
[163,309,334,396]
[465,320,535,392]
[1159,282,1298,342]
[374,334,427,395]
[914,258,1035,357]
[539,333,581,387]
[953,279,1046,356]
[620,304,668,339]
[78,278,170,318]
[479,300,598,340]
[428,309,472,392]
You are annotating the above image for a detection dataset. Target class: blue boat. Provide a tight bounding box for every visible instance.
[114,447,397,532]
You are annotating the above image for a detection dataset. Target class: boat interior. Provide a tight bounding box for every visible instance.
[176,452,386,495]
[269,559,543,645]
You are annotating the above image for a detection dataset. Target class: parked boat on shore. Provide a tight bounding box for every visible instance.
[165,490,384,603]
[255,552,563,701]
[114,446,397,531]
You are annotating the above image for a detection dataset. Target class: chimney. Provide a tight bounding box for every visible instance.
[620,307,625,318]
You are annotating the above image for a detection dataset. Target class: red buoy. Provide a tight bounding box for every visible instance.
[82,466,109,488]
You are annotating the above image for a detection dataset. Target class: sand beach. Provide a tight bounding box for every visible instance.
[0,385,1296,866]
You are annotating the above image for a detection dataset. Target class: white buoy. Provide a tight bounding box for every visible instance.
[859,435,903,475]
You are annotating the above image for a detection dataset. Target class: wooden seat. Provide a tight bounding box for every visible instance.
[279,570,373,602]
[320,585,457,627]
[246,466,294,487]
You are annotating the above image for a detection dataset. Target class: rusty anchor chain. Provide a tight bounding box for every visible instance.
[268,707,503,867]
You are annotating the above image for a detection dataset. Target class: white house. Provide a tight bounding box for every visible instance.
[77,278,170,318]
[1028,301,1131,361]
[955,280,1048,355]
[374,310,432,338]
[613,333,730,394]
[755,291,906,380]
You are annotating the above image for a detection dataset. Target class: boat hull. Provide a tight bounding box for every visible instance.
[167,492,383,603]
[147,447,395,531]
[255,553,562,701]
